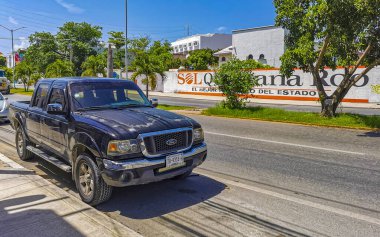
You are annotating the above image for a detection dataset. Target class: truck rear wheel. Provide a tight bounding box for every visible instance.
[75,154,113,206]
[15,127,34,161]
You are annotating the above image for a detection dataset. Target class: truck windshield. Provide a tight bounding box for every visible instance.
[70,82,151,111]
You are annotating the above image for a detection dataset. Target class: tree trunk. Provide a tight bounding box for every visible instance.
[146,76,149,99]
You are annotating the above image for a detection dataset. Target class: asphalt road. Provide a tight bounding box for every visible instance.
[1,93,380,236]
[153,95,380,115]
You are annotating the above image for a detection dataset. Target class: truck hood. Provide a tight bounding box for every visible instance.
[75,107,198,139]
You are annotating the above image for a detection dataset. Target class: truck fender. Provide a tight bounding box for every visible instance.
[13,113,29,140]
[70,132,103,180]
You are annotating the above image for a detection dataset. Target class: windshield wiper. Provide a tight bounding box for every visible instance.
[77,104,151,111]
[77,105,120,111]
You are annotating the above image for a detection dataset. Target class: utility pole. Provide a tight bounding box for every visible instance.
[125,0,128,79]
[0,25,26,87]
[107,43,114,78]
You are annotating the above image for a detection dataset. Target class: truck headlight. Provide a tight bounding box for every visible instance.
[193,128,204,142]
[107,139,140,156]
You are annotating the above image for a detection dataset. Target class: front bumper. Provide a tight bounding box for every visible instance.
[99,142,207,187]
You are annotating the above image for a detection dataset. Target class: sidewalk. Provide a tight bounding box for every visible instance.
[0,154,141,237]
[149,92,380,109]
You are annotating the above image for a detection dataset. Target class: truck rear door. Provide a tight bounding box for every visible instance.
[26,83,50,144]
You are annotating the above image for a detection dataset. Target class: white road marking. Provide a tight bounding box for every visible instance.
[202,172,380,226]
[0,153,25,169]
[205,131,365,156]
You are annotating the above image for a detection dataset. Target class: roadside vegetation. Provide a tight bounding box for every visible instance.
[10,88,34,96]
[157,104,196,111]
[213,58,269,109]
[203,105,380,130]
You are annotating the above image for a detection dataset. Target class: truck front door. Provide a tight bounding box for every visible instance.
[40,85,69,160]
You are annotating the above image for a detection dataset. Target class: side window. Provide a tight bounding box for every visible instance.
[32,84,50,108]
[48,88,66,110]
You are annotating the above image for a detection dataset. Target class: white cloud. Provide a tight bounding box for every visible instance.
[55,0,84,14]
[217,26,227,32]
[8,16,18,25]
[14,37,29,51]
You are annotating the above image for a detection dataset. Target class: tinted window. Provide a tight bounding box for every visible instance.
[48,88,66,110]
[32,84,50,108]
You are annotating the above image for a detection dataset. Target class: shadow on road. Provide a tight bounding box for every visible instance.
[0,195,84,237]
[357,130,380,137]
[97,173,226,219]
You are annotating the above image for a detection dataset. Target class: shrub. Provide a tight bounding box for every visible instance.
[214,58,260,109]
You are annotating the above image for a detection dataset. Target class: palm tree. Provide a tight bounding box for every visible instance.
[45,59,74,78]
[129,38,165,98]
[81,55,106,77]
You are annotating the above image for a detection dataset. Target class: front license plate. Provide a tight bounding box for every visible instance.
[166,153,185,168]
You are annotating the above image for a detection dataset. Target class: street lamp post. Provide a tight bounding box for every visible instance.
[0,25,26,87]
[125,0,128,79]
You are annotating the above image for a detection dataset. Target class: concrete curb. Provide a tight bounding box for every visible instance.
[149,91,380,109]
[0,153,142,237]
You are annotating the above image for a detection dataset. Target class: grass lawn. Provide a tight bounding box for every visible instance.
[11,88,34,96]
[157,104,195,111]
[203,106,380,130]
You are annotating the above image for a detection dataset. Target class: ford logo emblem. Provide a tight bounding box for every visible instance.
[166,138,177,146]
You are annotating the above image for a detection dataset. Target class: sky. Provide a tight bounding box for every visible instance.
[0,0,276,55]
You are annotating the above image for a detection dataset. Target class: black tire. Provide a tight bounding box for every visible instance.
[15,127,34,161]
[75,154,113,206]
[173,169,193,180]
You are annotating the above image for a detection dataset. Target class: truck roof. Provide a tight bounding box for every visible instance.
[37,77,134,85]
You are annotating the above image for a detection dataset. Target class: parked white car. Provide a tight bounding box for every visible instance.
[0,92,9,122]
[0,70,11,94]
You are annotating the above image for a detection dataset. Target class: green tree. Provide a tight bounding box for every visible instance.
[57,22,103,75]
[24,32,60,74]
[14,61,35,92]
[108,31,126,70]
[187,49,218,70]
[0,56,6,67]
[81,55,106,77]
[214,58,261,109]
[30,72,43,86]
[129,37,166,98]
[275,0,380,117]
[45,59,75,78]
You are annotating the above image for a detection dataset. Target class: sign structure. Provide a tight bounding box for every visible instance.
[162,67,380,103]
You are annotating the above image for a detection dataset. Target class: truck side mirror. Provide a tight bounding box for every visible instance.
[150,98,158,108]
[47,103,65,115]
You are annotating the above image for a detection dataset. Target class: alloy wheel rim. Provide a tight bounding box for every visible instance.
[79,163,94,197]
[17,131,24,156]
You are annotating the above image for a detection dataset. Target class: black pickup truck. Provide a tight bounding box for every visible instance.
[9,78,207,205]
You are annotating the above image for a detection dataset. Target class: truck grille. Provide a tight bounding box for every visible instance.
[142,129,193,157]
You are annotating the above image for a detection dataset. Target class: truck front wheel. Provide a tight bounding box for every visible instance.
[75,154,113,206]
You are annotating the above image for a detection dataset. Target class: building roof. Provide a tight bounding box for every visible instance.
[232,25,282,34]
[213,46,234,56]
[172,33,230,43]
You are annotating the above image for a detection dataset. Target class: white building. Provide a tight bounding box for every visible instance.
[171,33,232,55]
[214,26,286,68]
